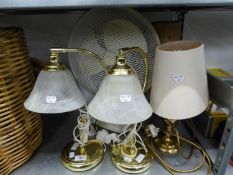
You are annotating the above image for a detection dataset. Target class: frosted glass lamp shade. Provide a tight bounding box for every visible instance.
[150,41,209,120]
[24,69,86,113]
[87,74,153,125]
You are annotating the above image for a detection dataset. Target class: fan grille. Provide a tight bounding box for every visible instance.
[69,8,159,94]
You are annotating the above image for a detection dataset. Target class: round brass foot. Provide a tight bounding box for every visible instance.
[154,135,179,154]
[111,144,153,174]
[61,140,104,171]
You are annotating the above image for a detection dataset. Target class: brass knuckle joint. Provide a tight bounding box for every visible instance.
[109,47,143,76]
[114,47,148,91]
[116,57,127,66]
[44,51,65,71]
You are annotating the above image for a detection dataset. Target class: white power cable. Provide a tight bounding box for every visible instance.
[118,123,148,153]
[73,106,91,146]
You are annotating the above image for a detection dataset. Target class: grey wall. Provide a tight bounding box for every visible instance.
[0,11,177,65]
[0,10,233,71]
[183,10,233,71]
[0,13,83,64]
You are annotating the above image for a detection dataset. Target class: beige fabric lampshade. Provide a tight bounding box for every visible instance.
[150,41,209,120]
[24,69,86,113]
[87,74,153,125]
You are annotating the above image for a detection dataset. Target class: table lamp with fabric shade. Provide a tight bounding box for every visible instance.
[150,40,209,154]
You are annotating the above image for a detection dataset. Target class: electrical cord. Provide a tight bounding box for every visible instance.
[117,123,148,153]
[73,106,90,146]
[177,122,194,160]
[144,129,212,175]
[72,107,107,153]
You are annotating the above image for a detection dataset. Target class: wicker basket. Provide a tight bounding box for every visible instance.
[0,27,42,174]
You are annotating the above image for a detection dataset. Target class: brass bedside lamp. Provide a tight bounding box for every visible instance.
[150,40,209,154]
[148,41,211,174]
[24,48,106,171]
[88,47,153,173]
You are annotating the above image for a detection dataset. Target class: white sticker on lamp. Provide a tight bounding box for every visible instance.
[74,155,87,161]
[124,156,132,163]
[70,142,79,151]
[136,154,145,163]
[46,96,57,103]
[120,95,131,102]
[69,152,75,159]
[173,74,185,83]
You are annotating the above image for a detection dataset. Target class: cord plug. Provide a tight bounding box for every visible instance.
[145,124,160,138]
[96,129,119,144]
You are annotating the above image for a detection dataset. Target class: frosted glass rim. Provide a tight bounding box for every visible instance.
[24,104,85,114]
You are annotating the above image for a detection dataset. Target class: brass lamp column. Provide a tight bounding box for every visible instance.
[154,119,179,154]
[88,47,153,173]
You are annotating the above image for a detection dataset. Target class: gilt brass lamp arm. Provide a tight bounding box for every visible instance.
[45,47,148,91]
[117,47,148,92]
[45,48,108,73]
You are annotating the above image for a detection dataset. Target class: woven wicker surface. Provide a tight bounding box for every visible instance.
[0,27,42,175]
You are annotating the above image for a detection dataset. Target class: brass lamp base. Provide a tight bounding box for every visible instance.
[111,144,153,174]
[154,119,180,155]
[155,135,179,154]
[61,140,104,171]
